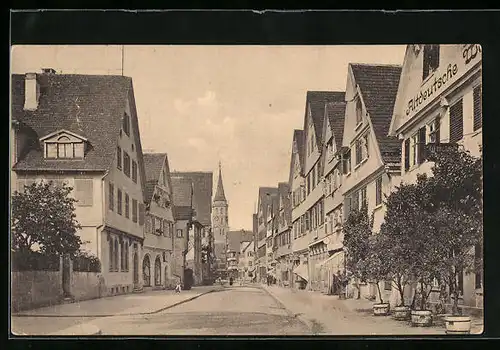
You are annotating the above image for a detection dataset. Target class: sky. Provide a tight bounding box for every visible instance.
[11,45,406,231]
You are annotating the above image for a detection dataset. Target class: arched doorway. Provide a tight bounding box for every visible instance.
[143,255,151,287]
[154,256,161,286]
[133,252,139,287]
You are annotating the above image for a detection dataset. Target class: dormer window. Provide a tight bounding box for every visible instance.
[41,130,87,159]
[123,113,131,137]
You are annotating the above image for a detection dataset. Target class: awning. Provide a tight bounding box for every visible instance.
[293,263,309,281]
[315,250,344,270]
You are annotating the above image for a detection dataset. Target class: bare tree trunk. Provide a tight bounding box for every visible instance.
[376,281,384,303]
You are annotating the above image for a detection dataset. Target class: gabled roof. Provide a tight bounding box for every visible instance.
[325,102,347,151]
[257,187,279,220]
[11,73,133,171]
[227,229,254,253]
[143,153,171,204]
[288,129,305,185]
[171,172,213,226]
[304,91,345,147]
[171,177,193,207]
[278,182,291,224]
[350,63,403,164]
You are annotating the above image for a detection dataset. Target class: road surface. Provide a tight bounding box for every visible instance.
[12,286,312,336]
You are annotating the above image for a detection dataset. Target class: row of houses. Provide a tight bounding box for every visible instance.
[10,69,220,298]
[247,44,483,309]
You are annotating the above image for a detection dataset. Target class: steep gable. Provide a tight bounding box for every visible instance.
[143,153,173,204]
[303,91,345,148]
[350,63,403,164]
[288,129,304,186]
[171,172,213,226]
[11,73,133,172]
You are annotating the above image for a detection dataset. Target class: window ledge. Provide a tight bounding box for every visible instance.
[373,204,383,211]
[421,70,436,86]
[355,122,363,131]
[354,157,368,170]
[345,172,351,177]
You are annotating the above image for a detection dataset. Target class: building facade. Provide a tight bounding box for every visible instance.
[255,187,278,283]
[389,44,483,310]
[274,182,292,287]
[238,241,255,283]
[142,153,176,290]
[12,71,147,296]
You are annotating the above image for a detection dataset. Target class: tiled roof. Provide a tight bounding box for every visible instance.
[278,182,291,224]
[173,206,193,221]
[171,172,213,226]
[143,153,168,203]
[11,73,133,171]
[258,187,279,220]
[171,177,193,207]
[350,64,403,164]
[305,91,345,147]
[227,230,253,253]
[325,102,347,151]
[288,129,305,185]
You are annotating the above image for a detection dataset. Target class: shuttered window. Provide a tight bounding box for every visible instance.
[404,139,410,171]
[132,199,138,223]
[473,84,482,131]
[75,179,93,206]
[109,183,114,211]
[117,189,123,215]
[132,161,138,183]
[117,146,122,169]
[360,186,367,209]
[125,193,130,219]
[449,99,464,143]
[352,191,360,212]
[376,177,383,206]
[139,203,145,226]
[123,152,131,177]
[418,126,426,164]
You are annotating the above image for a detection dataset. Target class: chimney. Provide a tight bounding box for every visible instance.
[24,73,40,111]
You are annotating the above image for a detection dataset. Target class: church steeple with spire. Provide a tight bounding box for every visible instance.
[212,161,229,246]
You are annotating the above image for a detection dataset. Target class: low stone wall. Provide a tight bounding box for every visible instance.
[71,272,103,302]
[11,271,62,312]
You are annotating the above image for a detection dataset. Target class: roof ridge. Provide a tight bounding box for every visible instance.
[349,62,402,68]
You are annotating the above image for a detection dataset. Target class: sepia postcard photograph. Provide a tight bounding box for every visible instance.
[9,43,483,337]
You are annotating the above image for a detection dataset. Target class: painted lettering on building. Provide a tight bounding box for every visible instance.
[406,64,458,117]
[463,44,482,66]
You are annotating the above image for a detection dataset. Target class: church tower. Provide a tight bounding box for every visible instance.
[212,161,229,245]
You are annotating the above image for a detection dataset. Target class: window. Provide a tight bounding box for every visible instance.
[145,216,152,234]
[139,203,145,226]
[376,177,383,206]
[163,220,169,237]
[177,229,183,238]
[120,240,125,271]
[427,119,439,144]
[109,183,114,211]
[342,151,351,174]
[132,199,138,223]
[450,99,464,143]
[305,212,310,231]
[360,186,367,209]
[45,137,85,159]
[124,242,129,271]
[109,239,114,272]
[352,191,359,212]
[123,152,131,177]
[75,179,93,206]
[473,84,482,131]
[117,146,122,169]
[355,139,362,165]
[154,256,161,286]
[410,134,419,167]
[312,167,316,189]
[356,98,363,125]
[143,255,151,287]
[417,126,426,164]
[123,113,130,137]
[307,174,311,195]
[422,45,440,81]
[319,200,324,225]
[125,193,130,219]
[384,280,392,291]
[114,239,119,272]
[132,161,138,183]
[404,139,411,171]
[117,189,123,215]
[162,170,166,186]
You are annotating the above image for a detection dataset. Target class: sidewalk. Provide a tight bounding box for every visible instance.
[262,285,483,336]
[12,285,224,318]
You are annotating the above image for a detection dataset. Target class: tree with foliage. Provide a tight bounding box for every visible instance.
[358,235,391,304]
[11,182,82,259]
[343,203,373,299]
[420,146,482,315]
